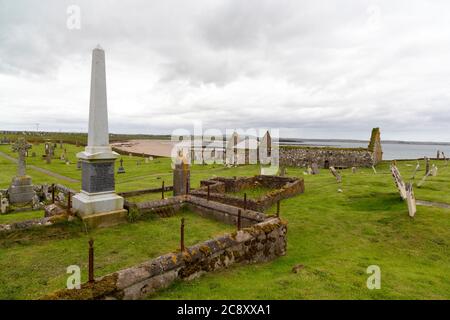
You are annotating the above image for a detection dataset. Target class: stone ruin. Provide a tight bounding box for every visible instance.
[279,128,383,169]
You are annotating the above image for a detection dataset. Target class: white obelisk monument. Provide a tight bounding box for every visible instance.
[72,46,126,226]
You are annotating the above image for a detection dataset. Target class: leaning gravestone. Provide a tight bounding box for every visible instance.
[405,182,416,218]
[329,166,342,183]
[390,164,407,200]
[411,161,420,179]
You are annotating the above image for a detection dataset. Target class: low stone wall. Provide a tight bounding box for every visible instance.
[191,175,304,212]
[43,217,287,300]
[280,146,376,168]
[0,214,69,233]
[187,195,266,227]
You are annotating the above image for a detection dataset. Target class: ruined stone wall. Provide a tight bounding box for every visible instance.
[43,217,287,300]
[192,175,304,212]
[186,196,265,227]
[279,146,376,168]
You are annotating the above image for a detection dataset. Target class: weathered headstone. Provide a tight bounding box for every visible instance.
[425,157,430,174]
[430,164,438,177]
[173,153,190,196]
[0,196,9,214]
[351,167,357,174]
[329,166,342,183]
[405,183,416,218]
[9,138,35,204]
[436,150,440,159]
[311,163,320,175]
[390,164,406,200]
[306,166,313,175]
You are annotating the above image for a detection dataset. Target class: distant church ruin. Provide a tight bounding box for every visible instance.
[279,128,383,168]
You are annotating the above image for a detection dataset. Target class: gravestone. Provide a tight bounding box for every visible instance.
[72,46,126,224]
[390,165,406,200]
[431,164,438,177]
[417,170,432,187]
[311,163,320,175]
[8,138,36,204]
[145,157,149,164]
[405,183,416,218]
[411,161,420,179]
[437,150,440,159]
[117,158,125,174]
[0,196,9,214]
[279,166,286,177]
[425,157,430,174]
[351,167,357,174]
[329,166,342,183]
[173,153,190,196]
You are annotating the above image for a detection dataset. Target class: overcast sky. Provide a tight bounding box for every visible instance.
[1,0,450,141]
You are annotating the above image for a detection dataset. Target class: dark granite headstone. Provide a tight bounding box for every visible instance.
[81,161,115,193]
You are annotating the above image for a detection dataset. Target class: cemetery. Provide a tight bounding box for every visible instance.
[0,47,448,300]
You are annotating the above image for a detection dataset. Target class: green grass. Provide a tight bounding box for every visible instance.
[0,209,233,299]
[0,149,449,300]
[0,210,45,224]
[151,161,450,300]
[230,186,271,200]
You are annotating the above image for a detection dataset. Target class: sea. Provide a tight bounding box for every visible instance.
[279,140,450,160]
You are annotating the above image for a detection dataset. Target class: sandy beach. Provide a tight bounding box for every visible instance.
[111,139,178,157]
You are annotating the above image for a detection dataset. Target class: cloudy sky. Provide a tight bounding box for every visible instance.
[1,0,450,141]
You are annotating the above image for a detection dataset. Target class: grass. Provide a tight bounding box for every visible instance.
[0,210,44,224]
[0,208,233,299]
[230,186,271,200]
[0,147,449,300]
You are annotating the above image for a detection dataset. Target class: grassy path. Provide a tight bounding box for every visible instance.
[0,151,79,184]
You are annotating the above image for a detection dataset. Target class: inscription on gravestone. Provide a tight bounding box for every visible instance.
[81,161,115,193]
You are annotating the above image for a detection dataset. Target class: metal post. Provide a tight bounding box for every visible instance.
[88,239,94,283]
[207,185,210,201]
[276,200,280,217]
[237,209,242,230]
[161,181,165,199]
[67,192,71,210]
[180,218,185,252]
[51,183,55,203]
[244,193,247,211]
